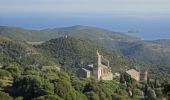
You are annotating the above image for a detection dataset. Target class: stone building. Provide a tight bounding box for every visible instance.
[126,68,148,81]
[92,51,113,80]
[77,68,91,78]
[126,69,140,81]
[77,51,113,80]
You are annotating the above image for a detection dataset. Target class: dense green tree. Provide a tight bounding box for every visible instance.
[0,91,13,100]
[144,84,148,96]
[70,77,86,92]
[154,88,163,99]
[13,75,53,100]
[75,91,88,100]
[0,69,12,79]
[163,81,170,99]
[147,88,157,100]
[147,76,150,85]
[54,79,77,100]
[154,79,161,88]
[2,63,21,78]
[120,74,125,84]
[33,95,63,100]
[112,93,128,100]
[85,92,100,100]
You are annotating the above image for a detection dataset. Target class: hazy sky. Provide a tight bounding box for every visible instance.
[0,0,170,15]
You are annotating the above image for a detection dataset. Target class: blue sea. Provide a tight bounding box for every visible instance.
[0,13,170,40]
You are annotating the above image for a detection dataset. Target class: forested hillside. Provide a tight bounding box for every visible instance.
[0,62,159,100]
[0,35,135,74]
[0,36,57,66]
[1,25,170,65]
[121,40,170,64]
[0,26,52,41]
[1,36,170,99]
[36,36,135,74]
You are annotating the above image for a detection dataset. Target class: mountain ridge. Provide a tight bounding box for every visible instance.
[1,25,170,64]
[0,25,140,41]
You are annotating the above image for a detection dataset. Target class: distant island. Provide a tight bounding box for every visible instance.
[128,29,140,33]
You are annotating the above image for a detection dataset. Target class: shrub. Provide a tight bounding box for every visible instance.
[0,91,13,100]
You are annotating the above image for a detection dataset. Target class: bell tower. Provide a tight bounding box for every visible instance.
[96,50,101,66]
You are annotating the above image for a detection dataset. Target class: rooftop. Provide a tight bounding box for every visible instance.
[126,69,139,75]
[82,68,91,73]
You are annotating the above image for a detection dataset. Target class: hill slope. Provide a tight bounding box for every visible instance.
[0,25,139,50]
[0,35,135,75]
[1,25,170,64]
[121,40,170,64]
[0,26,53,41]
[1,34,170,79]
[0,36,57,66]
[36,36,135,74]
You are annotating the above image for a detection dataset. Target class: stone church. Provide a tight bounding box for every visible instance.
[77,51,113,80]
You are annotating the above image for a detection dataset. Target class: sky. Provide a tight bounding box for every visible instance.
[0,0,170,40]
[1,0,170,14]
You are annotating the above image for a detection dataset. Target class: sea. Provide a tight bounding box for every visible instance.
[0,13,170,40]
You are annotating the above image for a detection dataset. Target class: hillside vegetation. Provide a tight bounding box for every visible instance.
[0,62,149,100]
[0,36,57,66]
[36,36,135,74]
[0,35,135,74]
[1,25,170,64]
[121,41,170,64]
[1,36,170,99]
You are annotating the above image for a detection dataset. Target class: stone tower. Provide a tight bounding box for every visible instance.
[96,50,101,66]
[140,70,148,81]
[137,67,148,81]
